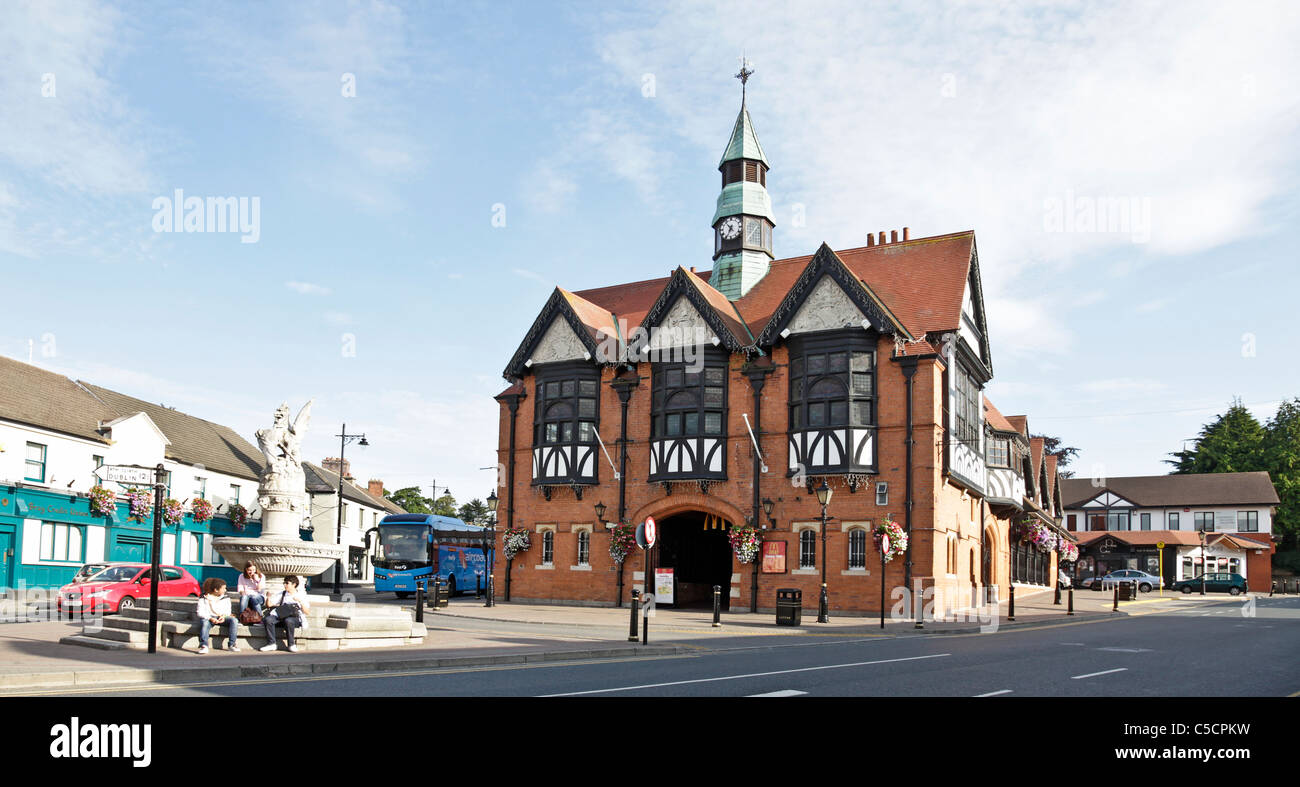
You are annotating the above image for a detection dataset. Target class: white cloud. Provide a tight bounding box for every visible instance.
[1079,378,1169,397]
[511,268,552,286]
[323,311,354,326]
[1136,298,1171,313]
[286,281,332,296]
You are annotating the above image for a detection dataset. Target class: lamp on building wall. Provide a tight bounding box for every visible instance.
[815,480,832,623]
[593,500,607,524]
[762,497,775,529]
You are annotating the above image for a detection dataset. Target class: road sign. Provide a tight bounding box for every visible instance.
[637,516,657,549]
[1156,541,1165,549]
[93,464,155,486]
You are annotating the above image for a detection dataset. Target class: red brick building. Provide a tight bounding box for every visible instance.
[492,88,1072,616]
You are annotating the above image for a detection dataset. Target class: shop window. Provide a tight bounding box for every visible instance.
[39,523,83,562]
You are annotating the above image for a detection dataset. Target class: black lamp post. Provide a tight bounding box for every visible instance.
[593,501,607,523]
[484,490,498,607]
[816,480,832,623]
[332,425,368,596]
[1199,529,1207,596]
[762,497,775,528]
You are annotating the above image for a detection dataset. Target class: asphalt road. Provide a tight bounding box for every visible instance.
[59,595,1300,697]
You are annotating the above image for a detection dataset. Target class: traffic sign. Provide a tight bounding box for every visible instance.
[1156,541,1165,549]
[93,464,155,486]
[636,516,657,549]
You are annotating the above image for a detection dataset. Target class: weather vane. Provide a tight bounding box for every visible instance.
[735,55,754,105]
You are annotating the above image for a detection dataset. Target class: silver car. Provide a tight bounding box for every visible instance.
[1081,569,1163,592]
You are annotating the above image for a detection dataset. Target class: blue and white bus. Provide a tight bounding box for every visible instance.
[367,514,493,598]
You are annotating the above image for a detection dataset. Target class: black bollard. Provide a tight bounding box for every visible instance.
[1113,583,1119,612]
[485,573,495,608]
[431,578,441,610]
[476,574,482,599]
[1054,583,1062,606]
[1269,580,1275,597]
[628,589,640,642]
[712,585,721,628]
[1008,584,1016,622]
[415,581,424,623]
[1067,586,1075,616]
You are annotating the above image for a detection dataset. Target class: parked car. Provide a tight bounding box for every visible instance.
[1079,570,1163,592]
[57,564,200,615]
[71,561,127,583]
[1057,569,1072,589]
[1172,572,1249,595]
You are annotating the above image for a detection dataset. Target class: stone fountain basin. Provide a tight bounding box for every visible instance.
[212,537,346,580]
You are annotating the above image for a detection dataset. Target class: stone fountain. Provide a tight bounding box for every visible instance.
[213,400,345,592]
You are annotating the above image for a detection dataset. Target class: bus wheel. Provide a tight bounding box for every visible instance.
[395,592,411,599]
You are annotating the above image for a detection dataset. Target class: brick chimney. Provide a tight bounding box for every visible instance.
[322,457,352,480]
[368,479,385,498]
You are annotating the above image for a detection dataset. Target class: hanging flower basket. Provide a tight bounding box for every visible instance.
[875,516,908,562]
[728,521,761,564]
[89,485,117,517]
[162,498,185,527]
[190,497,214,524]
[608,522,636,564]
[125,489,153,523]
[228,502,249,531]
[503,527,531,560]
[1059,541,1079,562]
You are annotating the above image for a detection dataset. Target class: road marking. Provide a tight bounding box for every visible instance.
[1097,647,1151,653]
[538,652,952,696]
[1060,642,1086,646]
[1071,667,1128,680]
[974,689,1012,697]
[747,689,807,697]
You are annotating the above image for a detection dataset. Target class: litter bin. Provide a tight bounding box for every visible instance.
[433,579,450,609]
[776,588,802,626]
[1117,581,1134,601]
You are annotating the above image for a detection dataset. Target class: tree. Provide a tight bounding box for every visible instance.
[1031,434,1080,478]
[386,486,432,514]
[1166,399,1265,474]
[1262,398,1300,550]
[431,493,458,518]
[457,498,490,526]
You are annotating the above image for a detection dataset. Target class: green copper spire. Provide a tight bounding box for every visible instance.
[718,107,769,168]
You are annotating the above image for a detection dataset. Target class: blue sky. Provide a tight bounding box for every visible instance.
[2,0,1298,500]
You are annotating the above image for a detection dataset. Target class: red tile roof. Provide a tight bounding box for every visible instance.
[1005,415,1029,437]
[565,230,975,349]
[983,398,1017,433]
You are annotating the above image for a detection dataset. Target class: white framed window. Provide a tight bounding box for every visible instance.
[577,530,590,566]
[848,529,867,569]
[194,477,207,500]
[40,523,83,562]
[25,443,47,483]
[183,532,203,564]
[799,529,816,569]
[208,539,226,565]
[542,531,555,564]
[229,484,240,506]
[876,482,888,506]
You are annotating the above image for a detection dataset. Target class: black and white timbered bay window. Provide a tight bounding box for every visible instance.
[532,362,601,485]
[648,348,728,481]
[786,332,877,475]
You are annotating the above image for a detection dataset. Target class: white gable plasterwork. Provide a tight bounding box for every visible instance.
[787,277,865,335]
[646,296,716,351]
[532,318,588,363]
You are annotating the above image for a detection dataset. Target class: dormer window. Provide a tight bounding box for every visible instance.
[987,437,1010,468]
[532,362,601,485]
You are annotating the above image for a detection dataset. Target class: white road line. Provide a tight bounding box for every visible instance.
[974,689,1012,697]
[1060,642,1086,646]
[1097,647,1151,653]
[538,653,952,696]
[747,690,808,697]
[1071,668,1128,680]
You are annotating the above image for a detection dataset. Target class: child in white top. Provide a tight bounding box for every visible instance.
[196,578,238,653]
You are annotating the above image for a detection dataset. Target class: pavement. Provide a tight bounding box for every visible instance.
[0,584,1250,694]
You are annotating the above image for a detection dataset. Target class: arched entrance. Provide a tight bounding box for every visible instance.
[655,511,734,610]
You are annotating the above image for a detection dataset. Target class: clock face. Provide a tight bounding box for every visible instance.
[719,217,742,240]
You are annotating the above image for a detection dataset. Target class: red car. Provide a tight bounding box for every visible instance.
[57,564,200,615]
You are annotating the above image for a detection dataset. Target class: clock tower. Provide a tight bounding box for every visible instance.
[711,60,774,300]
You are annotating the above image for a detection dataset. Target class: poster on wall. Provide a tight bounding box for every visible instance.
[761,541,786,574]
[654,568,674,604]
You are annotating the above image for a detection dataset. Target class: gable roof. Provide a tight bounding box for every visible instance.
[503,287,615,378]
[303,461,405,514]
[0,355,115,443]
[1005,415,1029,437]
[632,267,755,353]
[80,383,265,482]
[1060,472,1280,509]
[983,398,1018,434]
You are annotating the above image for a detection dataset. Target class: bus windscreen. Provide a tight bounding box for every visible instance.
[378,524,428,562]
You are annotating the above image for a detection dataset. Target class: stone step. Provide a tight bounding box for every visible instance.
[59,634,131,651]
[121,607,195,622]
[90,628,150,644]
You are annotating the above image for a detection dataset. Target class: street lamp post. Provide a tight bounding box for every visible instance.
[333,424,368,597]
[484,490,498,607]
[815,480,832,623]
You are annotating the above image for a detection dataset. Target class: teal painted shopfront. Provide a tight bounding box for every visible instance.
[0,485,261,590]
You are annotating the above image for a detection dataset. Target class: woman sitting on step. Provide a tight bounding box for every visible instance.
[260,575,310,653]
[196,578,238,654]
[237,561,267,616]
